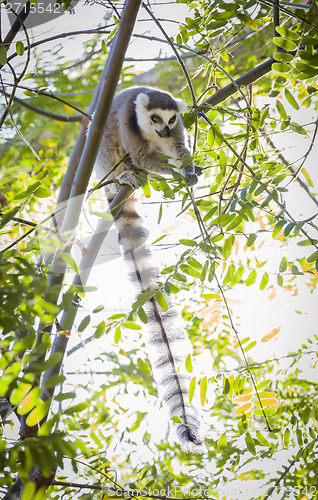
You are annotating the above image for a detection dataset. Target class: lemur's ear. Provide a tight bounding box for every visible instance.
[175,98,188,114]
[135,93,150,109]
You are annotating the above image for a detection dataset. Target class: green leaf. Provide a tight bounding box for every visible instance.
[217,432,227,452]
[17,387,41,415]
[10,382,32,405]
[187,257,202,270]
[246,269,257,286]
[60,253,78,273]
[298,49,318,66]
[137,307,148,324]
[95,320,106,338]
[26,400,50,426]
[223,376,231,395]
[171,415,182,423]
[189,377,196,404]
[0,206,21,229]
[180,264,201,279]
[43,374,66,389]
[283,428,290,447]
[245,431,256,455]
[279,256,287,273]
[223,236,234,259]
[260,272,269,290]
[122,322,142,330]
[0,47,7,66]
[16,41,25,56]
[307,250,318,263]
[247,233,257,247]
[200,376,207,406]
[272,62,291,73]
[157,202,163,224]
[254,407,277,416]
[274,51,294,63]
[256,380,271,390]
[55,391,76,402]
[78,315,90,333]
[223,263,235,285]
[185,354,193,373]
[276,100,288,121]
[289,122,306,135]
[21,481,36,500]
[132,291,155,310]
[275,26,299,41]
[272,219,287,238]
[141,179,151,198]
[200,261,209,282]
[207,127,215,147]
[64,402,88,416]
[93,305,104,313]
[179,238,196,247]
[34,187,52,198]
[155,290,169,310]
[114,327,121,343]
[284,89,299,110]
[101,39,107,54]
[273,37,297,51]
[243,341,256,352]
[301,36,318,46]
[283,222,296,236]
[137,358,151,374]
[230,266,244,286]
[211,124,223,146]
[277,274,283,286]
[256,431,271,447]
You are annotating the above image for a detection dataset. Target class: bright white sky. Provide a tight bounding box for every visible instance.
[2,2,318,496]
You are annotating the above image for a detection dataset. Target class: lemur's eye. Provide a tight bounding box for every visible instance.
[151,114,160,123]
[169,115,176,124]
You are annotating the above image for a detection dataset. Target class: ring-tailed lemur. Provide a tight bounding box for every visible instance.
[94,86,205,452]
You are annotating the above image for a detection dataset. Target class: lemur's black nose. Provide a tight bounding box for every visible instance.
[156,125,171,138]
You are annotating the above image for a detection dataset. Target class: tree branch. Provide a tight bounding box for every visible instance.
[0,89,85,122]
[1,1,30,50]
[195,57,276,119]
[263,451,303,500]
[262,129,318,208]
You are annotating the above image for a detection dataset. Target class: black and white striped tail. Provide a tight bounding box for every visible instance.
[109,192,205,453]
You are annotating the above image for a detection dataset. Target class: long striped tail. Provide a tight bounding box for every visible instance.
[109,192,205,453]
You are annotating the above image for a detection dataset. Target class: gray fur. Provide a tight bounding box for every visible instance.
[94,86,205,452]
[95,86,198,187]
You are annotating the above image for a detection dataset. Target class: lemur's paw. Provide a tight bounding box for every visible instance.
[184,172,198,186]
[195,165,203,176]
[117,172,140,190]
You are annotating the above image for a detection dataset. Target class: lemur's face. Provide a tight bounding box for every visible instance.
[135,92,186,139]
[145,108,178,138]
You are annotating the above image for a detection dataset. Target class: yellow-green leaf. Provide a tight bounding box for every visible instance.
[256,431,271,447]
[155,290,169,310]
[17,387,41,415]
[217,432,227,452]
[189,376,196,404]
[283,428,290,447]
[185,354,193,373]
[16,41,25,56]
[245,431,256,455]
[21,481,36,500]
[200,376,207,406]
[25,400,50,426]
[137,358,151,374]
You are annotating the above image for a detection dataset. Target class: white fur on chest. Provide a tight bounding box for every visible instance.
[142,130,177,162]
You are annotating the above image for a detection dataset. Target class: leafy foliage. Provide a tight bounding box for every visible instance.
[1,0,318,498]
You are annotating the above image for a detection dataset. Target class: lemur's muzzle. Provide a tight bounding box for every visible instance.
[156,125,171,138]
